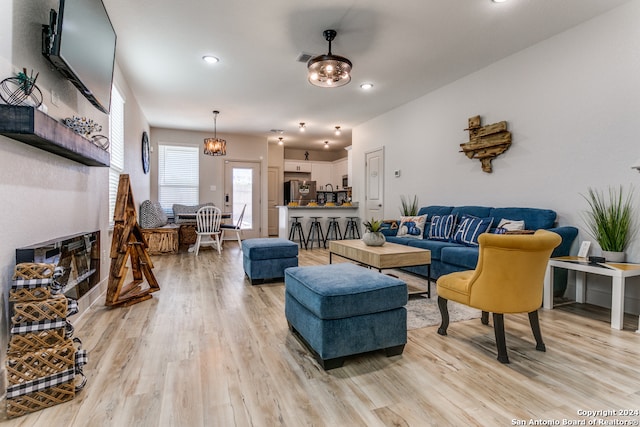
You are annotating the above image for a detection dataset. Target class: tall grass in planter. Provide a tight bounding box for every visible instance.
[582,186,635,261]
[400,195,419,216]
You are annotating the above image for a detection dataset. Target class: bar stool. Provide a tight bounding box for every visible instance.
[288,216,307,249]
[344,216,361,239]
[306,216,325,249]
[324,217,343,247]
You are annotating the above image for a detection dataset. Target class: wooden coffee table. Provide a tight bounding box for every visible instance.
[329,240,432,297]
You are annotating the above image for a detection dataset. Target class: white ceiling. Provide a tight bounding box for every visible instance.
[103,0,629,152]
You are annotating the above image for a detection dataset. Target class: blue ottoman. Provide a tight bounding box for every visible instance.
[285,263,407,369]
[242,238,299,284]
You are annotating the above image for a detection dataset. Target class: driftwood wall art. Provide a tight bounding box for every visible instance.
[460,115,511,173]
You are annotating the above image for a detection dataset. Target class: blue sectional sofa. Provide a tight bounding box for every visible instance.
[381,205,578,296]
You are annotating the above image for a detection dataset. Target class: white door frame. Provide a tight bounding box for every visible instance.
[365,147,385,221]
[223,160,262,240]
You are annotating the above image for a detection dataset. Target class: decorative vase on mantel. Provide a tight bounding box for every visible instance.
[602,251,625,263]
[363,231,385,247]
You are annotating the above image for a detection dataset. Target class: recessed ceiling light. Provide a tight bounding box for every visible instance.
[202,55,219,64]
[360,83,373,90]
[492,0,507,3]
[324,141,330,149]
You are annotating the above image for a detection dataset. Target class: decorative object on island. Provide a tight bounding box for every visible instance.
[204,110,227,156]
[400,195,419,216]
[141,131,150,174]
[460,115,512,173]
[6,263,88,418]
[362,218,386,246]
[0,68,43,108]
[106,174,160,307]
[307,29,352,88]
[581,185,635,263]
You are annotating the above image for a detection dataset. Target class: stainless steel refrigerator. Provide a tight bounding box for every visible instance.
[284,180,317,205]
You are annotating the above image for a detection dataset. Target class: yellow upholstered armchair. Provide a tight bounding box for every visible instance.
[436,229,561,363]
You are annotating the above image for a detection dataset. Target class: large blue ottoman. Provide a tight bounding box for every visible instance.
[285,263,407,369]
[242,238,299,284]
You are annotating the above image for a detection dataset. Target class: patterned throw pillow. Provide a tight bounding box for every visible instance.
[140,200,168,229]
[428,214,457,241]
[452,215,494,246]
[397,215,427,239]
[493,218,525,234]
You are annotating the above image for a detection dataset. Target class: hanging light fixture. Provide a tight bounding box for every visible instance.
[324,140,330,149]
[334,126,341,136]
[204,110,226,156]
[278,137,284,146]
[299,122,306,132]
[307,29,352,88]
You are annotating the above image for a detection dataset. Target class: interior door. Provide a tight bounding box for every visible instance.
[365,148,384,220]
[224,161,261,240]
[267,166,279,236]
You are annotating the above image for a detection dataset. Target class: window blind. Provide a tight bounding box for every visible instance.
[158,144,199,214]
[108,86,125,226]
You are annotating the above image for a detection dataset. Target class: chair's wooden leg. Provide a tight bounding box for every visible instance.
[437,296,449,336]
[215,235,222,255]
[528,310,546,352]
[236,231,242,248]
[194,236,201,256]
[481,311,490,325]
[492,313,509,363]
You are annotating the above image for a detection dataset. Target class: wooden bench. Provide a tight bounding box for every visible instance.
[141,224,179,254]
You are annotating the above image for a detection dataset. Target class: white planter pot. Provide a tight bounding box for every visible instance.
[362,231,385,246]
[602,251,625,263]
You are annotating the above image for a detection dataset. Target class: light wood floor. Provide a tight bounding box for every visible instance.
[3,243,640,426]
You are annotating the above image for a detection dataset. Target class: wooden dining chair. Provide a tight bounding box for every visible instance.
[194,206,222,255]
[221,204,246,250]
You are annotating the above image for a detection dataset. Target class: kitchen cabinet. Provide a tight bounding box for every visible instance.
[332,158,348,188]
[311,162,333,188]
[284,161,312,173]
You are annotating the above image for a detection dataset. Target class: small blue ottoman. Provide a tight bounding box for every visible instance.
[242,238,299,285]
[285,263,407,369]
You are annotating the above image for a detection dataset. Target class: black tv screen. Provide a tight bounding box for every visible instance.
[43,0,117,114]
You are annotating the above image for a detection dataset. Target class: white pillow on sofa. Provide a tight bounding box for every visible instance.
[397,215,427,239]
[496,218,525,231]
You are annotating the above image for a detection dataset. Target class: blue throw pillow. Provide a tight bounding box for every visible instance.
[429,214,456,241]
[452,215,494,247]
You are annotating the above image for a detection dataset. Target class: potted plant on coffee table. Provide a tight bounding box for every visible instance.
[362,218,386,246]
[582,185,635,262]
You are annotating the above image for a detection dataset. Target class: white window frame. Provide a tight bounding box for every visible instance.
[157,143,200,216]
[108,85,125,227]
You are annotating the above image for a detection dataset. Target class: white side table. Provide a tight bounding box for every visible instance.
[544,256,640,331]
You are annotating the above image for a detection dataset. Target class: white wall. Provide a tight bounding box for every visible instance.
[150,128,270,236]
[353,1,640,313]
[0,0,150,389]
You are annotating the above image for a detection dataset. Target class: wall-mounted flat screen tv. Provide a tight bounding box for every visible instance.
[42,0,117,114]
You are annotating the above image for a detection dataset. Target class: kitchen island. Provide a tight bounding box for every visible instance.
[277,205,360,241]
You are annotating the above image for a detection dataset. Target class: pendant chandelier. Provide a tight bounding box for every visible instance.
[203,110,226,156]
[307,29,352,88]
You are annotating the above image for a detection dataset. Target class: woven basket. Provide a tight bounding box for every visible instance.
[6,341,75,418]
[11,295,68,326]
[8,329,67,356]
[12,263,56,280]
[11,263,57,302]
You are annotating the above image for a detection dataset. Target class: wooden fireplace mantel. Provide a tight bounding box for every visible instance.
[0,104,110,167]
